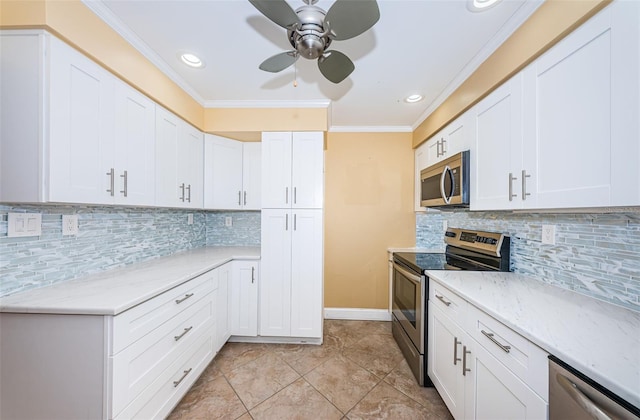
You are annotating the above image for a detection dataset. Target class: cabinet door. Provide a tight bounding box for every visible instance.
[242,142,262,210]
[291,132,324,209]
[48,36,115,204]
[229,261,258,337]
[261,132,292,208]
[216,265,231,352]
[464,339,547,420]
[471,74,523,210]
[426,134,443,167]
[290,209,323,338]
[203,134,243,210]
[178,123,203,208]
[114,81,155,206]
[523,2,639,208]
[260,209,292,336]
[428,303,466,420]
[155,107,180,207]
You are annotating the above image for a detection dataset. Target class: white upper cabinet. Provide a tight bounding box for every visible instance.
[522,0,640,208]
[1,32,155,206]
[155,106,203,208]
[472,0,639,210]
[203,135,261,210]
[471,74,524,211]
[261,131,324,209]
[425,113,472,168]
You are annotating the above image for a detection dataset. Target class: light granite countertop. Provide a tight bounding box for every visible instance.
[426,270,640,409]
[0,246,260,316]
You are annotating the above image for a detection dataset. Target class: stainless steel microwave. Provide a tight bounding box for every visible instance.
[420,150,470,208]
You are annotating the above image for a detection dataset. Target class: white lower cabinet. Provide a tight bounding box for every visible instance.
[0,269,219,420]
[229,260,259,337]
[260,208,323,338]
[428,279,548,420]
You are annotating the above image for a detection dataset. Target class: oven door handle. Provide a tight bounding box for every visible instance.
[393,263,422,284]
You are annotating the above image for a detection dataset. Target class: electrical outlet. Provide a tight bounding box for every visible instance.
[225,216,233,227]
[62,215,79,236]
[187,214,194,225]
[541,225,555,245]
[443,220,448,232]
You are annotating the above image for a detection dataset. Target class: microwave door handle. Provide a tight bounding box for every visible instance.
[440,165,453,204]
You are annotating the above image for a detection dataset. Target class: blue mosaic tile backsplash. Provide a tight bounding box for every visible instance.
[0,205,259,297]
[417,211,640,311]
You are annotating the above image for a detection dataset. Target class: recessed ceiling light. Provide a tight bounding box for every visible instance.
[179,52,204,68]
[468,0,501,12]
[404,94,424,103]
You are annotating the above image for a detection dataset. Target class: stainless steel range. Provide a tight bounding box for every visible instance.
[391,227,511,386]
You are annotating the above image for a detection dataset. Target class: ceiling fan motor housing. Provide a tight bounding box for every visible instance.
[288,5,331,59]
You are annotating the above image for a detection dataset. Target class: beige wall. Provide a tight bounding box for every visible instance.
[324,132,415,309]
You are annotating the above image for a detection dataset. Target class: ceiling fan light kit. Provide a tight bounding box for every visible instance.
[249,0,380,84]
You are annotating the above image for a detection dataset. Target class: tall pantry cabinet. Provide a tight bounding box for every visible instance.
[260,132,324,339]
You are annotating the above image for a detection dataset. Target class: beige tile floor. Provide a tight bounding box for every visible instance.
[167,320,454,419]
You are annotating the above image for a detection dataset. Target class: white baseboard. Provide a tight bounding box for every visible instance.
[324,307,392,321]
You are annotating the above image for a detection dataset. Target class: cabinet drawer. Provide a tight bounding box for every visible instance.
[112,270,218,354]
[429,279,467,325]
[111,291,216,417]
[114,330,215,420]
[467,303,548,399]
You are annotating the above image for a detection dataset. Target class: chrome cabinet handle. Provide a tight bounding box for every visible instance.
[285,187,289,204]
[556,373,612,420]
[238,190,242,206]
[120,170,128,197]
[436,139,441,157]
[244,191,247,206]
[174,326,193,341]
[294,213,297,231]
[179,183,185,202]
[453,337,462,365]
[508,173,518,201]
[106,168,115,196]
[522,170,531,201]
[175,293,194,304]
[441,138,447,156]
[186,184,191,203]
[173,368,192,387]
[435,294,451,306]
[285,213,289,231]
[293,187,297,204]
[251,266,255,283]
[462,346,471,376]
[481,329,511,353]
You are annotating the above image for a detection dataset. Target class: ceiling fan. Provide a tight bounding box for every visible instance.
[249,0,380,84]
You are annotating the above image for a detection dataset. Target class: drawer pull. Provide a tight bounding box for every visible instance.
[174,326,193,341]
[481,329,511,353]
[173,368,193,387]
[435,294,451,306]
[175,293,194,304]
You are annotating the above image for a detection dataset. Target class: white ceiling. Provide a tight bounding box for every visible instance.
[85,0,542,131]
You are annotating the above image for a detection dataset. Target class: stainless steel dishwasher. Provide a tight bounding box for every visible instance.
[549,355,640,420]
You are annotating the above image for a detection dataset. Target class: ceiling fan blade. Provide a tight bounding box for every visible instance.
[324,0,380,41]
[259,51,299,73]
[317,50,355,84]
[248,0,300,29]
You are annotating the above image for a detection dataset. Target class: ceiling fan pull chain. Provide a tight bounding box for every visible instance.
[294,60,298,87]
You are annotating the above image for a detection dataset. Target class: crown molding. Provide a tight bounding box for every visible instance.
[81,0,206,105]
[203,99,331,109]
[329,126,413,133]
[411,0,544,130]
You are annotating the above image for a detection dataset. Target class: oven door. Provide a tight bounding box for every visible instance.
[392,262,425,353]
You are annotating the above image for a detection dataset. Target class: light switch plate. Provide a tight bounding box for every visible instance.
[62,215,79,236]
[187,214,194,225]
[8,213,42,237]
